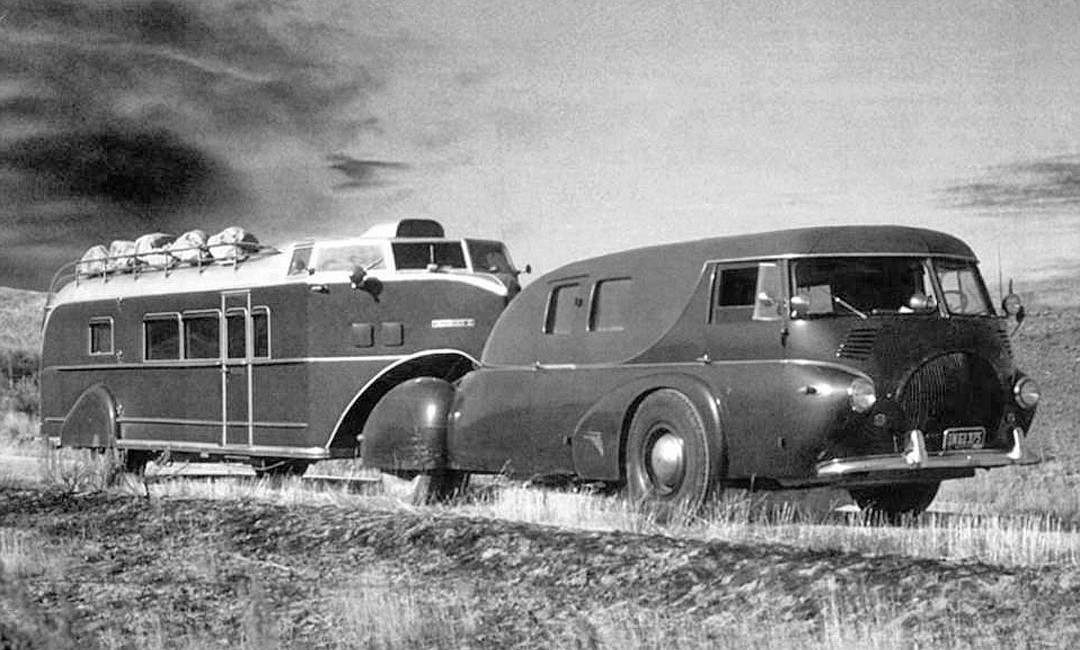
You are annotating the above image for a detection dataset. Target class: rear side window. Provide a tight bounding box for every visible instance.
[144,315,180,360]
[88,318,113,355]
[589,278,632,332]
[544,283,581,335]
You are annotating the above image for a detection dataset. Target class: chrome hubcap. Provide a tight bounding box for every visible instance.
[648,431,685,494]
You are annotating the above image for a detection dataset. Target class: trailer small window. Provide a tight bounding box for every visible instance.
[545,283,580,335]
[88,318,113,355]
[144,315,180,361]
[253,308,270,358]
[589,278,632,332]
[183,313,219,359]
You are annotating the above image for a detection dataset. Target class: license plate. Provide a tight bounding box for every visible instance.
[943,427,986,451]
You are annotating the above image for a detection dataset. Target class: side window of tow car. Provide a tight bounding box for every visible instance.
[711,262,782,323]
[544,283,581,335]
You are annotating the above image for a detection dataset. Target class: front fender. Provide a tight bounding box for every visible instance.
[360,377,455,472]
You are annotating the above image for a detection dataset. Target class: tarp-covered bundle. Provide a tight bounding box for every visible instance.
[77,245,110,277]
[134,233,176,268]
[207,227,259,261]
[168,229,210,266]
[105,240,137,273]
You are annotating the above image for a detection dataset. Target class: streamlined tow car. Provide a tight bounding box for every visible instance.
[362,225,1040,518]
[40,219,523,475]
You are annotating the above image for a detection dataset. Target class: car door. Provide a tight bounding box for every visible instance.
[702,260,791,475]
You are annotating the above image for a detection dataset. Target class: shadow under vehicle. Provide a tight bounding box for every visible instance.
[362,226,1040,519]
[39,219,524,476]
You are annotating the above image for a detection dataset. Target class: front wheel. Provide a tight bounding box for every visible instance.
[625,389,720,521]
[849,482,940,524]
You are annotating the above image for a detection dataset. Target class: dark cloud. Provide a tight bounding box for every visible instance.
[0,0,395,289]
[327,154,409,190]
[941,156,1080,211]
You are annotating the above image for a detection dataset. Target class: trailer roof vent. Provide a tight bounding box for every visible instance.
[362,219,445,239]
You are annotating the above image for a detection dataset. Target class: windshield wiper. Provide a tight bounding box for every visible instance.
[832,295,869,320]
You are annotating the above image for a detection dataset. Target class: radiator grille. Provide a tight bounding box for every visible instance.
[896,353,1003,451]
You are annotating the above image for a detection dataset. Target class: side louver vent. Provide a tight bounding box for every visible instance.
[997,328,1013,354]
[836,327,879,360]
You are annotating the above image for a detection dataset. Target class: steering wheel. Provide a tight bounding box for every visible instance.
[942,290,968,312]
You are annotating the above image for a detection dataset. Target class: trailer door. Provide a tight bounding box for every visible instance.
[222,292,253,446]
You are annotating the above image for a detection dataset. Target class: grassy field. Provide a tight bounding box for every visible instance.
[0,277,1077,647]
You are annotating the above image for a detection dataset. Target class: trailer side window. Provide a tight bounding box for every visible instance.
[252,308,270,358]
[589,278,632,332]
[225,308,270,358]
[183,313,219,359]
[144,315,180,360]
[88,318,113,355]
[544,283,580,335]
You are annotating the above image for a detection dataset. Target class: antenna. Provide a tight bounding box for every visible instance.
[997,243,1004,305]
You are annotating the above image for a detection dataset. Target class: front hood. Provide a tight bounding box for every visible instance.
[785,315,1014,395]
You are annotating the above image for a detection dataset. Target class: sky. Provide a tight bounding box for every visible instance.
[2,0,1079,290]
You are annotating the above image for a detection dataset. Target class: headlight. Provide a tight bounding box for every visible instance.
[848,377,877,413]
[1014,376,1041,410]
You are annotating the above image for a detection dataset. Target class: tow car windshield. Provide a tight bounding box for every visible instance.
[791,257,993,318]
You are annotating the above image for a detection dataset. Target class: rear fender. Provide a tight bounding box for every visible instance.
[60,384,119,448]
[361,377,456,471]
[571,372,724,482]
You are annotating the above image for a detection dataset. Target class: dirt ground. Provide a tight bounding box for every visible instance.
[2,488,1080,648]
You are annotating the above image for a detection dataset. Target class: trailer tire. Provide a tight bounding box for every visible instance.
[624,389,719,521]
[386,468,469,505]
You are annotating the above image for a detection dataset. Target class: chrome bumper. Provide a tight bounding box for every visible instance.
[816,428,1039,478]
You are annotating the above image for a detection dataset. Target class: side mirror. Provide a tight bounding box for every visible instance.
[1002,292,1025,325]
[790,294,810,318]
[1001,279,1026,326]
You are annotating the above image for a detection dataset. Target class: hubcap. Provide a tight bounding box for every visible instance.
[648,431,685,494]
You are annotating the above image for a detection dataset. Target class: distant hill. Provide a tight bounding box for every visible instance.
[0,287,45,354]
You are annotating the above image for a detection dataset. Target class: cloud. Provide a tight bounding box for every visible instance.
[0,0,394,289]
[941,156,1080,211]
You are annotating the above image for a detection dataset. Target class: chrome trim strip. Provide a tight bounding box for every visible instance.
[115,439,330,459]
[492,358,873,382]
[118,416,307,429]
[816,429,1038,478]
[44,354,410,373]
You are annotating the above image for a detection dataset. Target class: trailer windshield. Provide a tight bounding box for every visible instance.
[792,257,940,318]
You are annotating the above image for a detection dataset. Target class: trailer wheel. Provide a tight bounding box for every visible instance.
[625,389,718,521]
[122,450,153,475]
[849,482,940,524]
[385,469,469,505]
[250,458,311,478]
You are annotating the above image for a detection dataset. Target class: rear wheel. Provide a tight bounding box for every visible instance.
[625,389,720,521]
[849,482,940,524]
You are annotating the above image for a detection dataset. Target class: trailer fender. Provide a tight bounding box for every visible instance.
[60,384,119,449]
[361,377,456,472]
